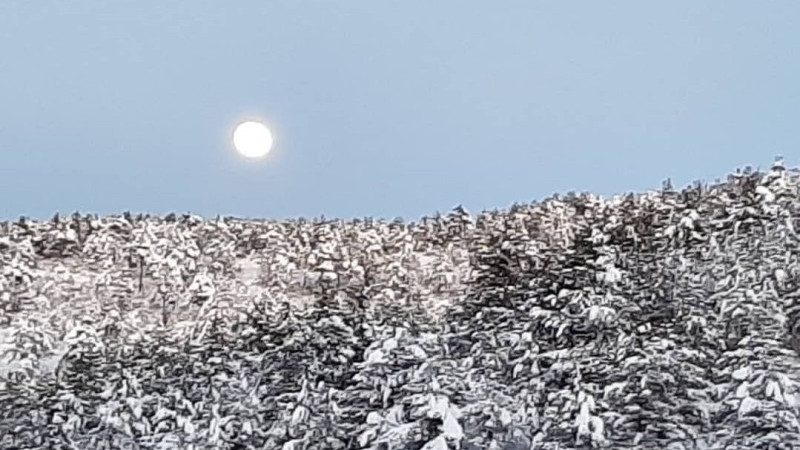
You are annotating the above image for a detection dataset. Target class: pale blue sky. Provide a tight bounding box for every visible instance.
[1,2,798,221]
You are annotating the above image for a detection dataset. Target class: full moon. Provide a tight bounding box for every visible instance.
[233,121,273,158]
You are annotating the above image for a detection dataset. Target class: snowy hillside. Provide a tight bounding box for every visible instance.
[2,159,800,449]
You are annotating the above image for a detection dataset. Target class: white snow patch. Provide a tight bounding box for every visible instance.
[236,257,261,285]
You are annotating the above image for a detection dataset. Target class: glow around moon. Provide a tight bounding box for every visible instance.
[233,121,273,158]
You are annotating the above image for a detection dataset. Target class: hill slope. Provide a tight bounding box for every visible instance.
[2,159,800,449]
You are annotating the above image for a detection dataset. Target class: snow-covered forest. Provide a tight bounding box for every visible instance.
[2,159,800,449]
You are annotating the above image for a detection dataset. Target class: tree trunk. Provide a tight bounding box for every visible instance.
[138,255,145,293]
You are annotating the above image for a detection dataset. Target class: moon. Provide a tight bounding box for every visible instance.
[233,121,273,158]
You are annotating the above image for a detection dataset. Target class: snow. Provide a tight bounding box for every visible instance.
[2,162,800,448]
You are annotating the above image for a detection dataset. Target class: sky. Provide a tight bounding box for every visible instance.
[1,2,798,222]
